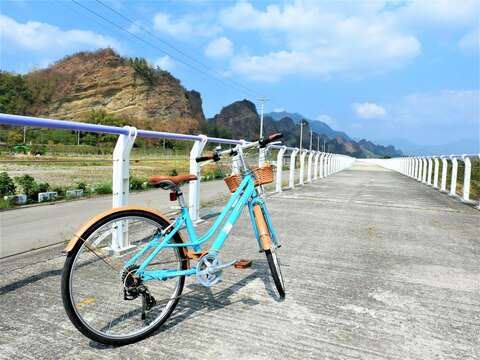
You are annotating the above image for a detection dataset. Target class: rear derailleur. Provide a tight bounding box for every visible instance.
[122,265,156,320]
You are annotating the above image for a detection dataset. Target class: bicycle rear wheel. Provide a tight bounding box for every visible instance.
[61,209,187,345]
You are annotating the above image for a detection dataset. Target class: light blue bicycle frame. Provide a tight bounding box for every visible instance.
[124,173,279,282]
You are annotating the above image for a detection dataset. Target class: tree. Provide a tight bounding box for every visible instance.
[0,71,33,114]
[15,174,38,199]
[0,172,16,196]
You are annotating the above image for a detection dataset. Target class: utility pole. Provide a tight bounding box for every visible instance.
[309,130,313,150]
[299,120,304,151]
[23,127,26,144]
[77,131,80,145]
[258,97,269,138]
[317,135,320,151]
[323,138,326,152]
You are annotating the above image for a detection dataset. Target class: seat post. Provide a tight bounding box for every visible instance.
[176,188,187,209]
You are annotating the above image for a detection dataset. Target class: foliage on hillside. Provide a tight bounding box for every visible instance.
[0,72,33,114]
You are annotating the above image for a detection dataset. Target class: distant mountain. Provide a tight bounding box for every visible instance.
[208,100,402,158]
[266,111,351,141]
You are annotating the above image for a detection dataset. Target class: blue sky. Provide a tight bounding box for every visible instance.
[1,0,479,152]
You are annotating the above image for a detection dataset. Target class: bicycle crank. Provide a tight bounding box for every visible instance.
[196,253,236,287]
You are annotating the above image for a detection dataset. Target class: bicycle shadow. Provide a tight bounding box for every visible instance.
[89,258,284,349]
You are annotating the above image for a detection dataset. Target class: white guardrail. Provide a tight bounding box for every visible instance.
[0,114,355,222]
[374,154,480,209]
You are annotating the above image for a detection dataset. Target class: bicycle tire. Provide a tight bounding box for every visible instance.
[61,209,188,346]
[265,246,286,299]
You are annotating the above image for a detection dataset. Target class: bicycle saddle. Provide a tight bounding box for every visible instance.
[148,174,197,190]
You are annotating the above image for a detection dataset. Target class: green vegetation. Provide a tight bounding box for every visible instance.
[0,71,33,114]
[0,172,16,196]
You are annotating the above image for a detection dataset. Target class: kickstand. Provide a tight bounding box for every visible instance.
[140,286,156,321]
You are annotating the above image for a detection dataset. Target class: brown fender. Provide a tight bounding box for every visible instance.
[64,206,185,254]
[253,204,271,251]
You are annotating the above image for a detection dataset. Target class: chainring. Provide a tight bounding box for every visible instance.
[196,253,223,287]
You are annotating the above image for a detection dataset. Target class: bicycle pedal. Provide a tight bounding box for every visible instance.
[234,259,252,269]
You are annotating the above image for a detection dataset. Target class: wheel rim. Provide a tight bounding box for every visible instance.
[68,216,183,340]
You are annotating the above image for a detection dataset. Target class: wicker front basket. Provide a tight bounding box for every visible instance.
[224,164,274,193]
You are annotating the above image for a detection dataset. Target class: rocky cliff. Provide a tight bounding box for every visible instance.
[24,48,205,133]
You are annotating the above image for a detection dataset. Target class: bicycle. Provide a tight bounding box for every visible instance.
[61,133,285,345]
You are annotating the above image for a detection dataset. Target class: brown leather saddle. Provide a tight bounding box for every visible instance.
[148,174,197,190]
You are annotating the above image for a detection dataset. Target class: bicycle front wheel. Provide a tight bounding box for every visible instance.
[265,245,285,299]
[61,209,188,345]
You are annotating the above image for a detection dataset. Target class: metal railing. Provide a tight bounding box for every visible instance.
[374,154,480,209]
[0,113,355,221]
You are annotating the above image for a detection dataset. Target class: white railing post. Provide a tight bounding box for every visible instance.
[289,148,299,189]
[410,157,415,177]
[433,157,440,188]
[111,126,137,253]
[313,152,320,180]
[189,134,208,223]
[275,146,286,193]
[440,156,448,192]
[319,153,325,178]
[427,157,433,185]
[449,155,458,196]
[417,157,422,179]
[461,155,471,202]
[299,150,307,185]
[422,157,428,183]
[307,151,314,183]
[326,154,332,176]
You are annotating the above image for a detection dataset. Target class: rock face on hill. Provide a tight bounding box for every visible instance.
[210,100,260,140]
[24,48,205,133]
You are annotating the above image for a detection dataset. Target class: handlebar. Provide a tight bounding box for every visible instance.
[195,132,283,163]
[259,133,283,148]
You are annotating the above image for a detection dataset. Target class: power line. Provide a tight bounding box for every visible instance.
[94,0,262,98]
[69,0,260,99]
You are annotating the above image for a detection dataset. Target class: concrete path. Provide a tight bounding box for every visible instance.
[0,161,478,359]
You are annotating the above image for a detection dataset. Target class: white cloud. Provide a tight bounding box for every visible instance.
[153,12,220,38]
[222,1,421,81]
[153,55,175,71]
[0,14,121,55]
[273,108,285,112]
[399,0,480,28]
[353,102,387,119]
[459,27,480,53]
[205,37,233,59]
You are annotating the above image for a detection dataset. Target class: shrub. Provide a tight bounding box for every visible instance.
[169,169,178,176]
[15,174,38,199]
[129,176,144,191]
[94,182,112,194]
[52,186,65,197]
[0,172,16,196]
[77,182,88,191]
[30,144,47,155]
[0,198,13,209]
[37,182,50,193]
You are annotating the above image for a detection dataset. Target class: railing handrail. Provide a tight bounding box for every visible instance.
[0,113,241,145]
